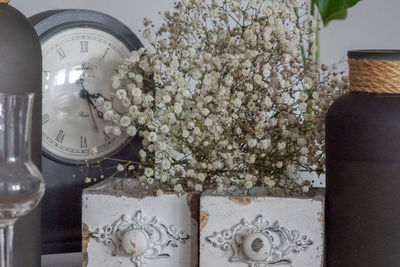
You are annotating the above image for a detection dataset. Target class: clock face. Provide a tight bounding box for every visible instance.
[42,27,130,163]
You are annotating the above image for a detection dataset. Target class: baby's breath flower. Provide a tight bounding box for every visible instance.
[147,132,157,142]
[127,126,137,136]
[116,89,127,100]
[122,98,131,107]
[106,0,346,195]
[131,87,142,98]
[111,76,120,89]
[135,74,143,83]
[112,127,121,137]
[162,159,171,170]
[204,118,213,127]
[197,173,206,182]
[160,125,169,134]
[244,180,253,190]
[277,142,286,150]
[103,101,112,110]
[139,149,146,159]
[302,185,310,193]
[300,147,309,155]
[96,97,105,105]
[116,164,124,172]
[245,174,253,181]
[120,115,131,127]
[248,139,257,148]
[232,98,242,107]
[144,167,154,177]
[174,184,183,193]
[104,126,113,135]
[195,184,203,192]
[259,139,271,150]
[299,156,308,165]
[186,169,195,177]
[174,103,183,114]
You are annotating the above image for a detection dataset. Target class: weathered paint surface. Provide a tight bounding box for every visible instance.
[82,223,91,267]
[82,178,199,267]
[199,211,208,233]
[230,196,252,205]
[200,189,325,267]
[186,194,200,223]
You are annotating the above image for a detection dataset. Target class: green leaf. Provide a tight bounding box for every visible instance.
[312,0,362,25]
[330,9,348,22]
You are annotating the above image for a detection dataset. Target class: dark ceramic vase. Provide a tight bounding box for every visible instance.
[0,3,42,267]
[326,50,400,266]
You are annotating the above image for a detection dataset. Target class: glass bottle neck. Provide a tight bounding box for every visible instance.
[0,94,34,163]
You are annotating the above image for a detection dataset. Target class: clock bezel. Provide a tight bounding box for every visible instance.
[34,9,143,166]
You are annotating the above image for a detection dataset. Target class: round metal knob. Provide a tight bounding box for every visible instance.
[121,229,149,256]
[242,232,272,261]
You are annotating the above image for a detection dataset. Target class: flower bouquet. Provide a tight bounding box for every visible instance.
[99,0,347,197]
[82,0,354,266]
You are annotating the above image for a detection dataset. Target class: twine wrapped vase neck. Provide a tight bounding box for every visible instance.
[348,50,400,94]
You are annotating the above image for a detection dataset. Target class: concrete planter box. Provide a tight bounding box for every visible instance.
[82,178,199,267]
[82,179,324,267]
[200,188,325,267]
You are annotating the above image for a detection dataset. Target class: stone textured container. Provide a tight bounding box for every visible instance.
[200,188,324,267]
[82,178,199,267]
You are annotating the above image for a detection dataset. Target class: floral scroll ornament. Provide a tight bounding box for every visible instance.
[206,215,313,266]
[91,210,190,267]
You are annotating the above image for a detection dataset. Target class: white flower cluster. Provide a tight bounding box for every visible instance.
[105,0,347,194]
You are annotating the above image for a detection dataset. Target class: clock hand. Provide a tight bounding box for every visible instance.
[90,92,111,102]
[79,78,110,109]
[87,99,99,133]
[87,97,104,119]
[78,78,105,119]
[79,78,90,98]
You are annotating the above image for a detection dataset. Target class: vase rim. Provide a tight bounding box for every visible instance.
[348,50,400,61]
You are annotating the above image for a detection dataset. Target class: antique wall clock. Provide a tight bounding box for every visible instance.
[30,9,142,254]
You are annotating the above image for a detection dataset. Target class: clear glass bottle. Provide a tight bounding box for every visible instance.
[0,93,45,267]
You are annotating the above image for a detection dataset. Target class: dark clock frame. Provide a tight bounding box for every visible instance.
[30,9,143,254]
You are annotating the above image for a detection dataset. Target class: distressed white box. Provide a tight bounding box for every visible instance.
[82,178,199,267]
[200,189,324,267]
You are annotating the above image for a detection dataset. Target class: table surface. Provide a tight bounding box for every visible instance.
[42,253,81,267]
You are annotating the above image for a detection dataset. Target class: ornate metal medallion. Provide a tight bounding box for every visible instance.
[206,215,313,266]
[91,210,190,267]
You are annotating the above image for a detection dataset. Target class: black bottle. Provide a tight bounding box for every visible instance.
[0,1,42,266]
[326,50,400,266]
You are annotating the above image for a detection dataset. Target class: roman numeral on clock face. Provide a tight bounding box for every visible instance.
[80,41,89,53]
[103,130,110,141]
[42,113,50,125]
[56,47,66,60]
[55,130,65,143]
[80,136,88,148]
[102,48,109,59]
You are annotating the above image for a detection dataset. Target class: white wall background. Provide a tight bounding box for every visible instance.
[13,0,400,66]
[10,0,400,265]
